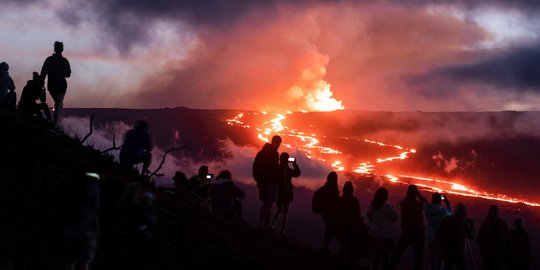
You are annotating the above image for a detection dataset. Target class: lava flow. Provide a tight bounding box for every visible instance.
[226,112,540,207]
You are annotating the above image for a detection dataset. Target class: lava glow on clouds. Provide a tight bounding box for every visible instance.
[2,0,540,111]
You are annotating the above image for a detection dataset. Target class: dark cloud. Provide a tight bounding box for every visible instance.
[409,45,540,96]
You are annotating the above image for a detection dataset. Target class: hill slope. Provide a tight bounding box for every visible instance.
[0,108,335,270]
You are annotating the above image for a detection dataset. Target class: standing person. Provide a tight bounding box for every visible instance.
[425,193,452,270]
[504,217,531,270]
[477,205,508,270]
[367,187,399,270]
[189,165,212,210]
[119,120,153,177]
[437,203,474,270]
[0,62,15,107]
[40,41,71,126]
[61,168,101,270]
[18,71,52,123]
[313,171,340,252]
[252,135,281,230]
[336,181,362,269]
[388,184,429,270]
[271,152,301,236]
[210,170,245,220]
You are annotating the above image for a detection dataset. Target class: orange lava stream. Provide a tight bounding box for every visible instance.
[226,112,540,207]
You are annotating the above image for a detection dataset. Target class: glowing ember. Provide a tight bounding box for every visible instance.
[226,112,540,207]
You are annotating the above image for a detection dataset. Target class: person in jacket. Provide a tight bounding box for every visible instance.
[504,217,531,270]
[271,152,301,236]
[318,171,340,252]
[252,135,281,229]
[18,71,52,123]
[389,184,429,270]
[336,181,362,268]
[211,170,245,220]
[477,205,508,270]
[0,62,15,106]
[425,193,452,270]
[40,41,71,126]
[437,203,474,270]
[120,120,153,176]
[367,187,399,270]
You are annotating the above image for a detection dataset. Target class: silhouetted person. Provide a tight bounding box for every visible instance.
[18,71,52,123]
[211,170,245,220]
[271,152,301,236]
[477,205,508,270]
[189,165,211,210]
[252,135,281,229]
[40,41,71,126]
[437,203,474,270]
[315,171,340,252]
[0,62,15,107]
[336,181,362,269]
[367,187,399,270]
[173,171,190,190]
[425,193,452,270]
[120,120,153,176]
[389,184,429,270]
[61,169,101,270]
[504,217,531,270]
[119,182,157,270]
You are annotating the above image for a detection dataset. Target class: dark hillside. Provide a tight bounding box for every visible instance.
[0,108,335,270]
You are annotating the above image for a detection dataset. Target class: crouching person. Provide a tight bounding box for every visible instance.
[211,170,245,220]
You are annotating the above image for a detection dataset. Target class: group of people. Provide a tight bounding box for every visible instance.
[0,41,71,126]
[313,178,532,270]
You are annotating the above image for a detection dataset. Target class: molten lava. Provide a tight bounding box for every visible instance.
[226,112,540,207]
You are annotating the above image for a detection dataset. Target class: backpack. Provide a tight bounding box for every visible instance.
[312,187,324,214]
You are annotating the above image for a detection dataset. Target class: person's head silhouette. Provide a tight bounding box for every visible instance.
[271,135,282,150]
[54,41,64,54]
[343,181,354,196]
[0,62,9,72]
[32,71,40,80]
[279,152,289,164]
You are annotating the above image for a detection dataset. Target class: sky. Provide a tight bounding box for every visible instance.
[2,0,540,112]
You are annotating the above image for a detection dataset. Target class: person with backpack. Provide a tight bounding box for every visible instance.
[252,135,281,230]
[313,171,340,252]
[271,152,301,236]
[367,187,399,270]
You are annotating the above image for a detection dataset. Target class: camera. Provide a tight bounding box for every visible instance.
[288,157,296,162]
[206,174,213,180]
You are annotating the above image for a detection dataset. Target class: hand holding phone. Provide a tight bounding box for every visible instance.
[288,157,296,162]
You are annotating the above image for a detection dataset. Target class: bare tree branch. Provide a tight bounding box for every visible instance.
[148,146,191,179]
[80,114,95,145]
[101,134,121,154]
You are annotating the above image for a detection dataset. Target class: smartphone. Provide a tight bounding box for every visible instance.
[288,157,296,162]
[441,195,445,200]
[206,174,213,180]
